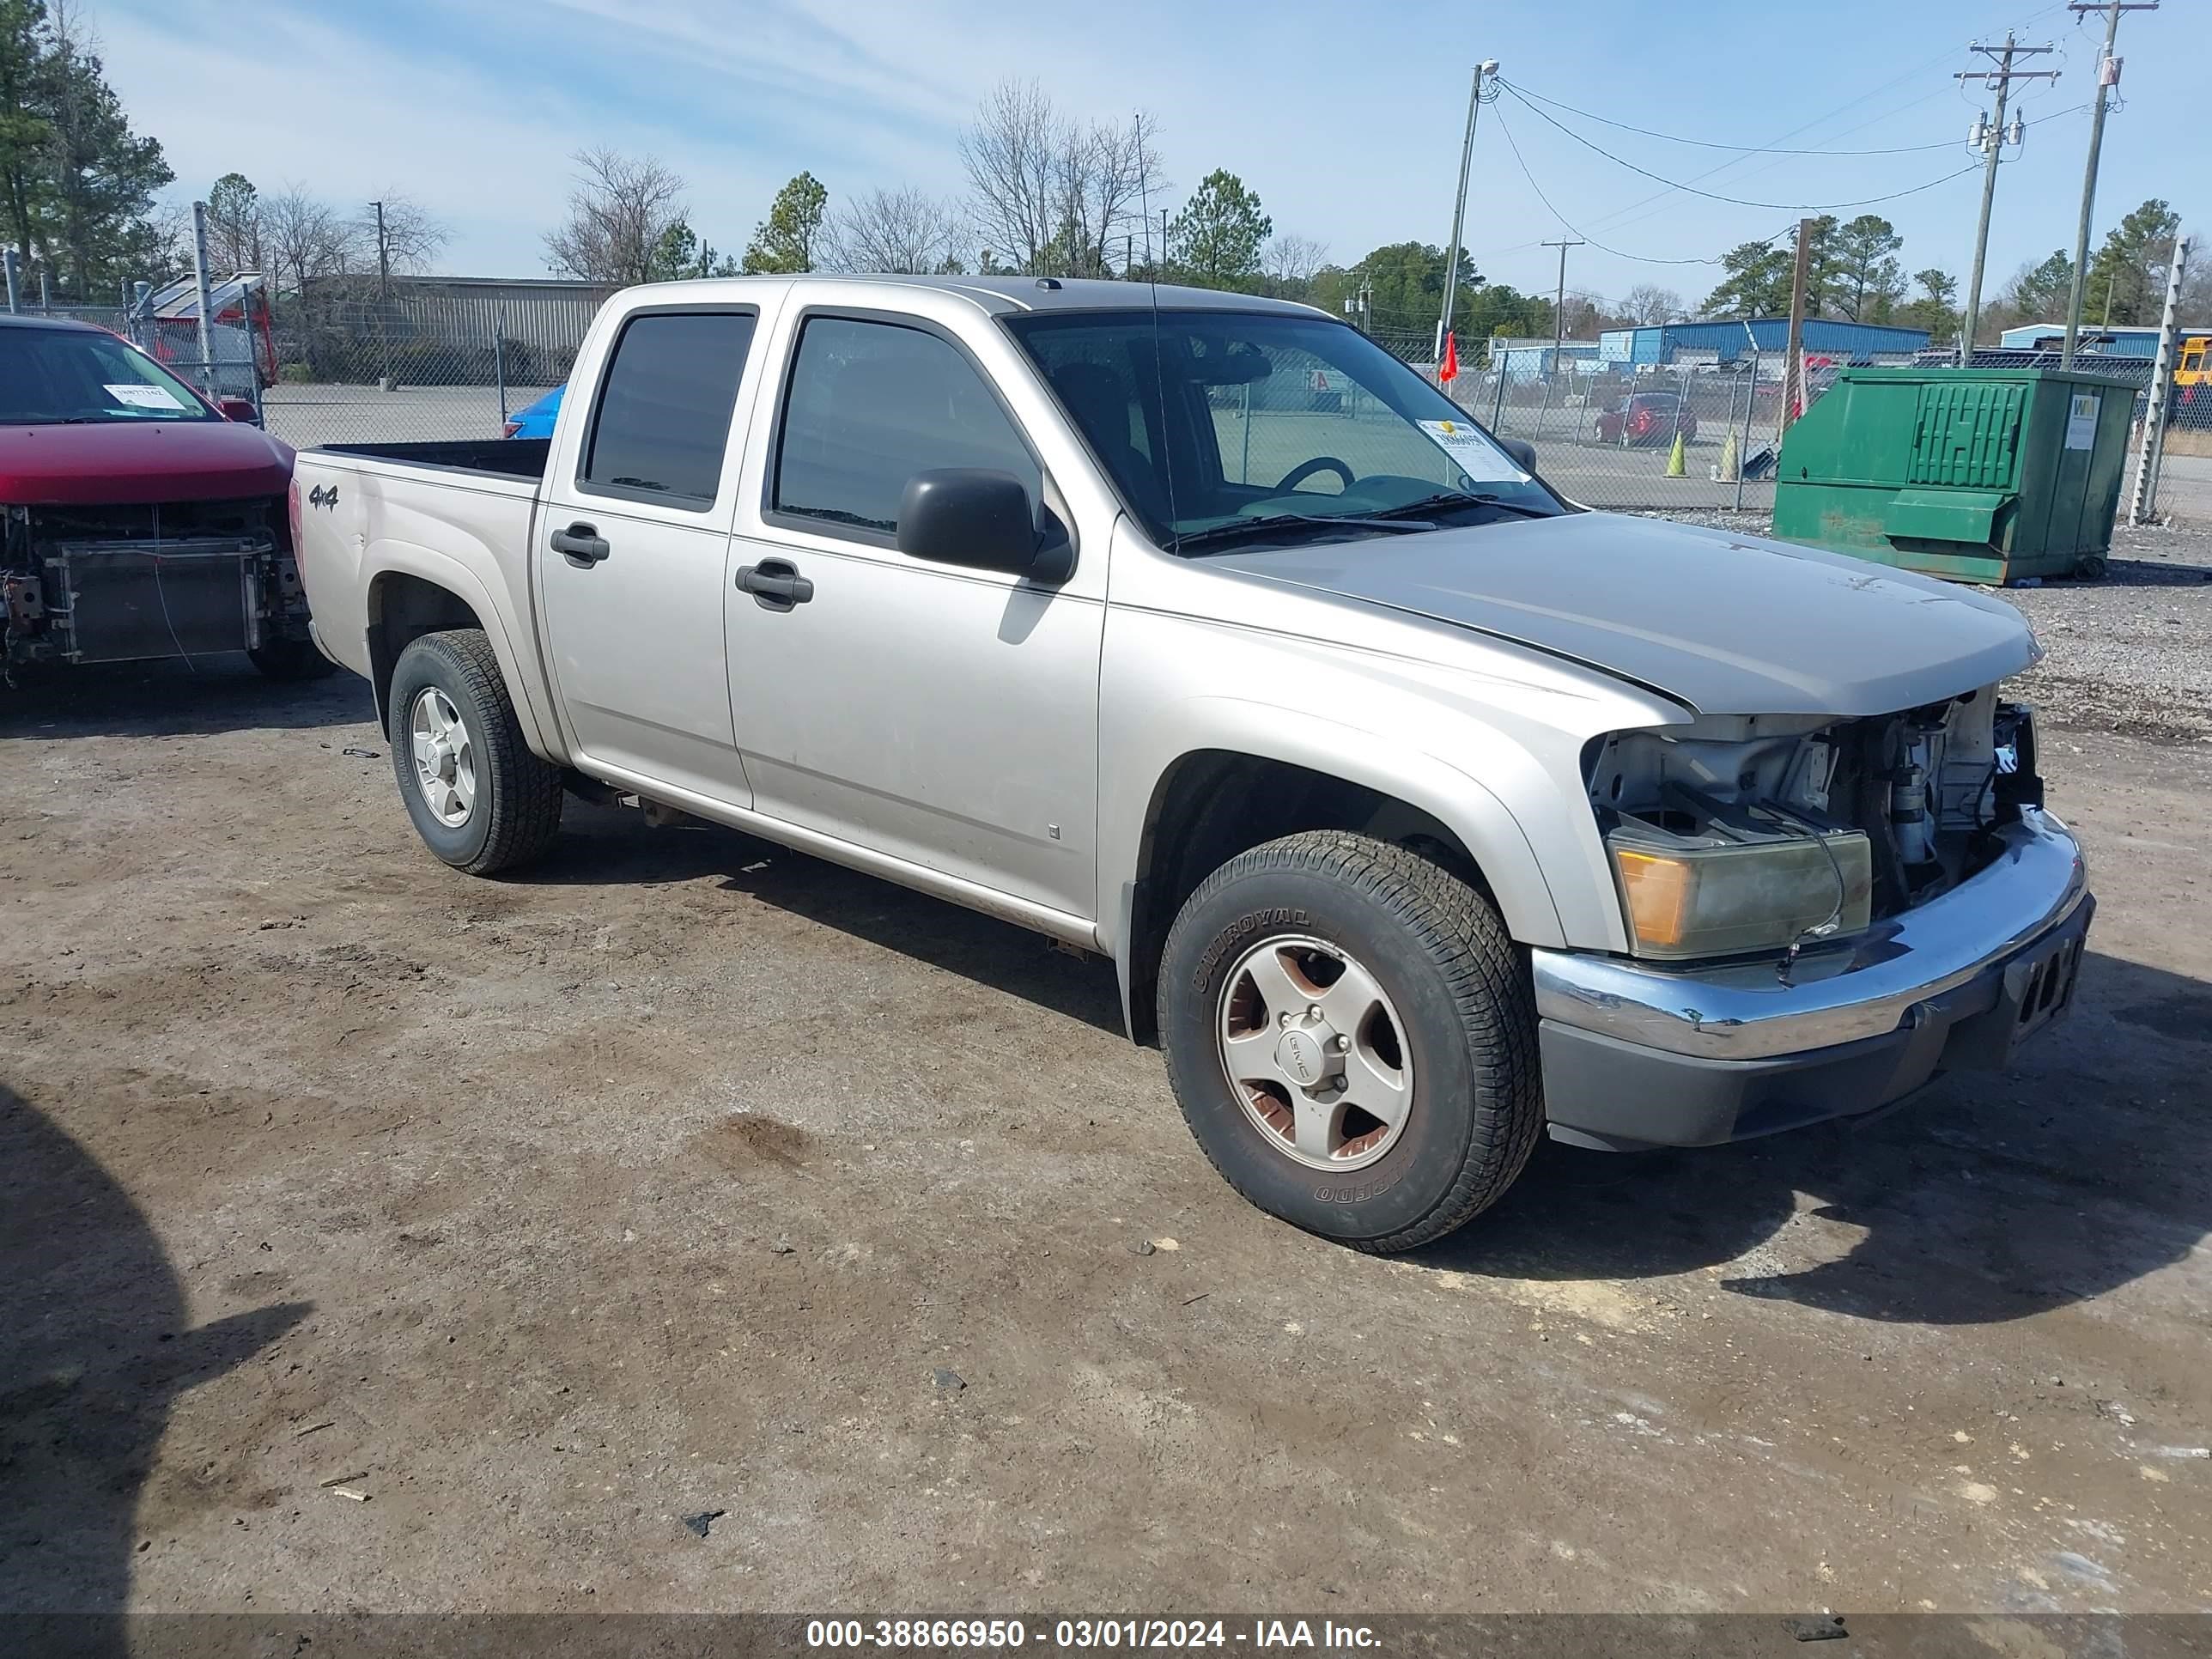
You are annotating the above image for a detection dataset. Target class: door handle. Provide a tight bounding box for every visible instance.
[550,522,611,567]
[736,559,814,611]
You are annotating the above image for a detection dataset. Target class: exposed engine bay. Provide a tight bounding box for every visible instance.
[2,495,313,679]
[1586,687,2043,959]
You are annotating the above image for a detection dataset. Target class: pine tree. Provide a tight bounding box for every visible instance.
[742,173,828,275]
[1169,168,1271,293]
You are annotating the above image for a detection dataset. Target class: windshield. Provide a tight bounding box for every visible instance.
[0,325,217,425]
[1004,307,1565,551]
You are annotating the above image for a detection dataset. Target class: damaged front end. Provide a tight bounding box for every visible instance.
[1534,683,2090,1152]
[1584,687,2046,962]
[3,496,313,680]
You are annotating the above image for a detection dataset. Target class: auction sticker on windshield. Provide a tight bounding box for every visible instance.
[105,383,186,410]
[1418,418,1528,483]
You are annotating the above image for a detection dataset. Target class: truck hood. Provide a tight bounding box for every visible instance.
[0,419,295,507]
[1208,511,2039,716]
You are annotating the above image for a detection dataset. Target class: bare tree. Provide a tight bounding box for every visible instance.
[1619,283,1684,325]
[261,184,356,298]
[541,149,684,285]
[1260,231,1328,297]
[823,185,967,275]
[959,80,1163,277]
[356,191,447,275]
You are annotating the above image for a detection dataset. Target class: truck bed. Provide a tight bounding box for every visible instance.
[317,438,550,483]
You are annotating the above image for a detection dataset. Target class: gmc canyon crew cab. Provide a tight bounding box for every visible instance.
[292,276,2092,1253]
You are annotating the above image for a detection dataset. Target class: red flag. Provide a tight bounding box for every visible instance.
[1439,331,1460,384]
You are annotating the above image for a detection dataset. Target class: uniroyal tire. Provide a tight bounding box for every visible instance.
[1157,831,1542,1254]
[386,629,562,876]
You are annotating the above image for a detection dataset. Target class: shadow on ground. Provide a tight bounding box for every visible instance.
[0,1087,308,1635]
[1424,951,2211,1325]
[523,803,1127,1036]
[0,656,374,742]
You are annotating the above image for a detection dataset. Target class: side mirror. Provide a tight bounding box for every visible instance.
[897,468,1068,580]
[218,398,259,424]
[1497,437,1537,475]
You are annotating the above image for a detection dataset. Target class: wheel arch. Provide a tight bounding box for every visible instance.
[363,553,559,760]
[1109,734,1564,1048]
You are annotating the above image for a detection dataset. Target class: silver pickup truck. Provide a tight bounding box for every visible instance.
[292,276,2092,1252]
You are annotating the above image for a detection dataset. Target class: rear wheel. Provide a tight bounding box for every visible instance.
[1157,831,1543,1253]
[386,629,562,875]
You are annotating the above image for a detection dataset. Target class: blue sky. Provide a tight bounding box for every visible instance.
[94,0,2204,317]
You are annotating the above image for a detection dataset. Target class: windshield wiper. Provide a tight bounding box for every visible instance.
[1366,490,1556,522]
[1176,511,1434,554]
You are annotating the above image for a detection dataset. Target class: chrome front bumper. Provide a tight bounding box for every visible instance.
[1532,808,2090,1061]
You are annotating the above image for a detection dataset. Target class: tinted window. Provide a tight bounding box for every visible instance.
[773,317,1040,535]
[582,312,755,504]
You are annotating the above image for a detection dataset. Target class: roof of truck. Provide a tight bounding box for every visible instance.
[637,273,1330,319]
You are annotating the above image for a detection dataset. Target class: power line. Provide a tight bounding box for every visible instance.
[1560,2,2074,230]
[1498,84,1985,212]
[1486,105,1752,266]
[1497,79,1960,155]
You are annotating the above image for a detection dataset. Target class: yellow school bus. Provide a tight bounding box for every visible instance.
[2178,334,2210,426]
[2179,333,2210,388]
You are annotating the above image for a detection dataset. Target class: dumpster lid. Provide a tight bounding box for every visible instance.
[1884,488,2006,547]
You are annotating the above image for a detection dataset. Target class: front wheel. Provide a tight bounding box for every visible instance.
[1157,831,1542,1253]
[386,629,562,875]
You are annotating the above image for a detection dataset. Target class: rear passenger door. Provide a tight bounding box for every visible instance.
[722,308,1105,923]
[538,306,759,805]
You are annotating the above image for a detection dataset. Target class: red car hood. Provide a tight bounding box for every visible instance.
[0,419,295,507]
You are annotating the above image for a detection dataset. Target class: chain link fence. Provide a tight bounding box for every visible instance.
[257,280,604,448]
[1364,330,1805,512]
[1361,330,2207,526]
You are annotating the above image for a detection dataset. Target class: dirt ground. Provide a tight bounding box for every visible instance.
[3,613,2209,1619]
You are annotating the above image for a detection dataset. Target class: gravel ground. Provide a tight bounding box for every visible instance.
[3,516,2209,1623]
[1642,514,2212,744]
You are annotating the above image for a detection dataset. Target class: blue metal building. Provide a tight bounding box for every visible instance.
[1596,318,1929,366]
[1996,322,2208,359]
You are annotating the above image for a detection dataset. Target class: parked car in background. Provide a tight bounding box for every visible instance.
[1,313,328,681]
[502,385,565,439]
[1595,390,1696,447]
[292,275,2087,1254]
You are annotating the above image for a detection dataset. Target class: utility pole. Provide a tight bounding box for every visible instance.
[1436,60,1498,367]
[1541,239,1584,366]
[1781,217,1815,434]
[2061,1,2159,366]
[370,198,392,386]
[1342,278,1374,334]
[1956,33,2057,362]
[2130,230,2191,525]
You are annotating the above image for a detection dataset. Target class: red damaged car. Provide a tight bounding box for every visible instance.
[2,313,328,681]
[1594,390,1696,448]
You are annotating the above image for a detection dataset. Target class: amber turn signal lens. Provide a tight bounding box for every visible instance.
[1614,848,1695,950]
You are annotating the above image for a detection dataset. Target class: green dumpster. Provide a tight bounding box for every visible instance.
[1771,368,2133,584]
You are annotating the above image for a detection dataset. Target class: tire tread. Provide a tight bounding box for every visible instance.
[1158,830,1542,1253]
[390,629,563,875]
